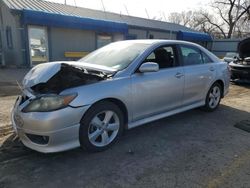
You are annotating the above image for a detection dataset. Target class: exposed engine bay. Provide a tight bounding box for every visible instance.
[234,37,250,64]
[233,57,250,65]
[229,38,250,80]
[30,63,110,94]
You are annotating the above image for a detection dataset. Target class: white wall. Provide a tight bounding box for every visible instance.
[0,2,23,66]
[128,29,147,39]
[113,33,124,41]
[50,27,96,61]
[148,31,170,39]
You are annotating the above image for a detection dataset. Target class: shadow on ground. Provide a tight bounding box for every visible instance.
[231,80,250,89]
[0,104,249,188]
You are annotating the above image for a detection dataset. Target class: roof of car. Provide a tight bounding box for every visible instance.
[113,39,199,46]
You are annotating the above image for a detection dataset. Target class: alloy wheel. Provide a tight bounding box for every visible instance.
[208,86,221,109]
[88,110,120,147]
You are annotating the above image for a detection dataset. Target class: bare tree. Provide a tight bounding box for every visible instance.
[168,11,193,26]
[200,11,228,38]
[207,0,250,38]
[168,12,183,25]
[168,0,250,38]
[168,10,219,36]
[189,11,218,34]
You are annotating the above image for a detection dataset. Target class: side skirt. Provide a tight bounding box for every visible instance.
[127,101,205,129]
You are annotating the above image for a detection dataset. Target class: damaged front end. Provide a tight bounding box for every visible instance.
[229,38,250,81]
[30,63,106,94]
[19,62,115,112]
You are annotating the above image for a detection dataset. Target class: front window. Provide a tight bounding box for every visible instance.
[144,46,177,69]
[79,42,150,71]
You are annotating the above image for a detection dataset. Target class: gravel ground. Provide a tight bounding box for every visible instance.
[0,96,17,127]
[0,83,249,188]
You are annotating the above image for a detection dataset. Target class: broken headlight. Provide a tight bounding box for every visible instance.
[22,94,77,112]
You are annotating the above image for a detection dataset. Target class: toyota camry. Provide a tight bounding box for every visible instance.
[12,40,230,153]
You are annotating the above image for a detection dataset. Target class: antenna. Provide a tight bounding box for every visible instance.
[64,0,66,5]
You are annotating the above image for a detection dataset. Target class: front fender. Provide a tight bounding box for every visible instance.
[60,77,133,120]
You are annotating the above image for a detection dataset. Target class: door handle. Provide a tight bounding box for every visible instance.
[175,72,184,78]
[209,67,215,71]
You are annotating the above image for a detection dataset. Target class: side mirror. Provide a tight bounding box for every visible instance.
[139,62,159,73]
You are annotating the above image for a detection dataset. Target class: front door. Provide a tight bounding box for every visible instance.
[131,45,184,121]
[28,26,49,66]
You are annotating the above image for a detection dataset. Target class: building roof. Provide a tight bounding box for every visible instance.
[3,0,194,32]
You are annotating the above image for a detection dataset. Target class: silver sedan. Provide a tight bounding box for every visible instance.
[12,40,230,153]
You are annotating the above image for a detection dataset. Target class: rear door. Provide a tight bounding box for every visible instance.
[179,45,216,106]
[131,45,184,121]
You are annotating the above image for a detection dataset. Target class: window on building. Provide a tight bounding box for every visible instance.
[126,34,137,40]
[97,35,112,48]
[180,45,203,66]
[6,26,13,49]
[149,34,154,39]
[28,26,49,66]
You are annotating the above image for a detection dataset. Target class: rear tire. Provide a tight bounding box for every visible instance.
[202,83,222,112]
[79,101,124,152]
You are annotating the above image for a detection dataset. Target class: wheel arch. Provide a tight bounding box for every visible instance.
[84,98,129,129]
[214,79,225,98]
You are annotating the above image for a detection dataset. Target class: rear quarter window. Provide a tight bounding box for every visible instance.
[202,52,213,64]
[180,45,203,66]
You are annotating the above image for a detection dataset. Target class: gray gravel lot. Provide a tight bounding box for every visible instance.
[0,83,250,188]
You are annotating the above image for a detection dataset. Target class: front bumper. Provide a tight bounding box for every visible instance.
[11,96,90,153]
[230,66,250,80]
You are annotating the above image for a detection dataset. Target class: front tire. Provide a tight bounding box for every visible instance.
[79,101,124,152]
[202,83,222,112]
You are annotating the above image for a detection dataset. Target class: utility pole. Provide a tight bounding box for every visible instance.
[162,12,167,21]
[124,4,130,16]
[145,8,150,19]
[100,0,106,12]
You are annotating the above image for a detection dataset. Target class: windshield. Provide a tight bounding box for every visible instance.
[79,42,150,71]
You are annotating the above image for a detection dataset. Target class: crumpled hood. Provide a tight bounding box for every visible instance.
[23,61,116,88]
